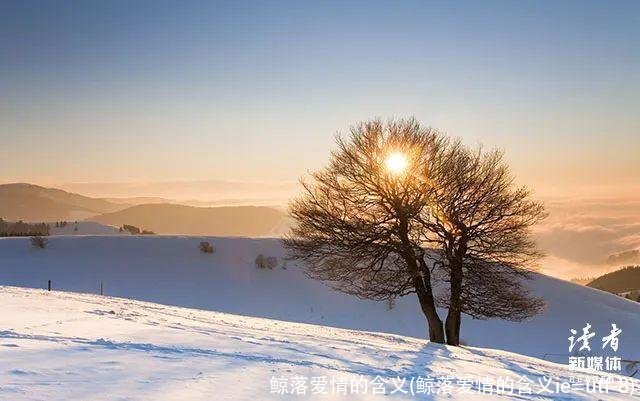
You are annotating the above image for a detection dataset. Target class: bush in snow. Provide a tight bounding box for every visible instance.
[31,236,48,249]
[255,254,278,269]
[122,224,141,235]
[199,241,215,254]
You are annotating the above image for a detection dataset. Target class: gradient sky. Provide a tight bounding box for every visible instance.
[1,0,638,196]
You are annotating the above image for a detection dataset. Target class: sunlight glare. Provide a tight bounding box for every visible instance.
[385,152,408,175]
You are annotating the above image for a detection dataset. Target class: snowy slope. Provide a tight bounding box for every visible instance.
[49,221,123,236]
[0,236,639,369]
[0,286,637,401]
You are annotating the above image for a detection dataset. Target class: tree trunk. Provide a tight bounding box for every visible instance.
[413,276,445,343]
[423,299,445,343]
[445,307,461,346]
[397,215,445,343]
[404,251,444,343]
[445,255,464,346]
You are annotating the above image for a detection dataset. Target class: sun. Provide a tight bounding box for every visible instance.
[385,152,408,175]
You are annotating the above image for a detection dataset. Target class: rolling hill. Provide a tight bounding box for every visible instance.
[49,221,124,236]
[1,235,639,373]
[59,179,298,205]
[0,183,289,236]
[0,183,126,221]
[89,203,288,236]
[588,265,640,294]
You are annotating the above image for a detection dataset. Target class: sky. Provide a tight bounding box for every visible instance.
[1,0,638,197]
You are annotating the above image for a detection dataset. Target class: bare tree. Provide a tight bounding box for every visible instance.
[284,118,547,346]
[284,119,447,342]
[421,140,547,345]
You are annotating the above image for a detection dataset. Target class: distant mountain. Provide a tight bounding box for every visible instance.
[90,203,288,236]
[58,179,298,206]
[0,183,125,221]
[103,196,171,205]
[569,277,595,286]
[587,265,640,294]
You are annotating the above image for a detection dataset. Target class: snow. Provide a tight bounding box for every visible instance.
[0,286,637,400]
[1,236,638,364]
[1,235,639,398]
[49,221,123,236]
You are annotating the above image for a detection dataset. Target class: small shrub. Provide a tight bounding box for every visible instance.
[199,241,215,254]
[255,254,278,269]
[122,224,141,235]
[31,236,48,249]
[267,256,278,268]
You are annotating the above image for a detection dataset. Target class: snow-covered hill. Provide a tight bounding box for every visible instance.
[49,221,123,236]
[1,236,639,371]
[0,286,637,400]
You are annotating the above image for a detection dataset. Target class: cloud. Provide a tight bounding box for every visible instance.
[535,195,640,278]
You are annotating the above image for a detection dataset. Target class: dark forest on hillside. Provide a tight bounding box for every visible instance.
[588,266,640,294]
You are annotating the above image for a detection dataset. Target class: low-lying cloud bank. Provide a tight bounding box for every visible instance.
[535,195,640,279]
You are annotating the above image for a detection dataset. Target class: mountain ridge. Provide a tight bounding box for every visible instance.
[0,183,126,221]
[89,203,288,236]
[588,265,640,294]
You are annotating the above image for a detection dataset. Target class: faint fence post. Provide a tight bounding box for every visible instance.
[48,280,51,291]
[100,281,104,296]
